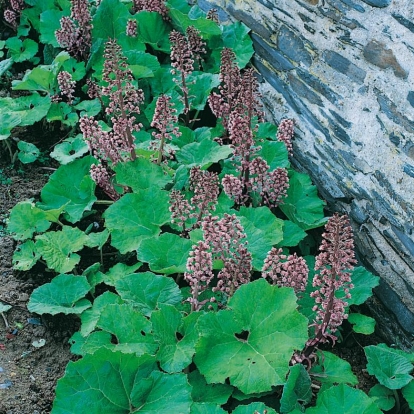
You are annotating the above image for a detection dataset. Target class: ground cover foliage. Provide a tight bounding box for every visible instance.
[2,0,414,412]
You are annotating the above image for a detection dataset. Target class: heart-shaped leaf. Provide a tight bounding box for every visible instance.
[194,279,308,394]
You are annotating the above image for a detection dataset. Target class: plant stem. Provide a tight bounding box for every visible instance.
[1,312,9,329]
[94,200,114,205]
[392,389,400,414]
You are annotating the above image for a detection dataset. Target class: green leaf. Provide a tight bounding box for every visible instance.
[114,158,172,191]
[279,170,327,231]
[365,344,414,389]
[176,140,233,168]
[80,291,124,337]
[92,0,130,41]
[40,9,68,47]
[46,102,78,126]
[39,156,97,223]
[101,262,142,287]
[137,233,194,274]
[258,140,289,170]
[348,313,376,335]
[69,331,113,356]
[28,274,91,315]
[234,206,284,270]
[53,350,158,413]
[369,384,395,411]
[232,403,277,414]
[135,11,171,51]
[187,72,220,111]
[0,301,12,313]
[17,141,40,164]
[94,303,158,354]
[310,351,358,386]
[152,305,200,372]
[104,190,170,253]
[305,384,382,414]
[346,267,380,306]
[74,99,101,117]
[12,66,56,93]
[6,37,38,62]
[0,111,20,139]
[402,380,414,410]
[7,201,51,240]
[12,240,40,271]
[50,135,89,164]
[190,403,227,414]
[194,279,308,394]
[280,364,312,413]
[115,272,182,317]
[0,94,51,126]
[131,371,193,413]
[0,58,13,77]
[188,370,232,405]
[170,8,222,40]
[222,22,254,69]
[277,220,307,247]
[35,226,89,273]
[256,122,277,139]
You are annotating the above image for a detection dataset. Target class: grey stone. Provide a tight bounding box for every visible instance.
[338,0,366,12]
[277,26,314,67]
[322,50,366,83]
[288,73,325,106]
[363,40,408,79]
[361,0,392,7]
[392,13,414,34]
[403,163,414,178]
[251,33,295,71]
[407,91,414,108]
[375,89,414,133]
[297,69,342,104]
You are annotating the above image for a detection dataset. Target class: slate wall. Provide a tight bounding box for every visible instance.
[199,0,414,348]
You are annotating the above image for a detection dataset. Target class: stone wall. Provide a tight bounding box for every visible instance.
[199,0,414,348]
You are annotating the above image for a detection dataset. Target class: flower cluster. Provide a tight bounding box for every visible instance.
[90,163,120,201]
[132,0,169,20]
[169,167,219,234]
[310,213,356,341]
[101,39,144,160]
[150,95,181,164]
[56,71,76,104]
[80,39,144,198]
[209,50,262,135]
[262,248,308,294]
[170,27,206,123]
[184,213,253,311]
[4,0,24,29]
[203,214,252,297]
[184,241,214,311]
[277,118,295,155]
[55,0,92,59]
[126,19,137,37]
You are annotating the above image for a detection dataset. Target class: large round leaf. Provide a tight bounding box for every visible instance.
[194,279,308,394]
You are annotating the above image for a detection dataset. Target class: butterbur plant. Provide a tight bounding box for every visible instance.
[55,0,92,60]
[299,213,357,363]
[170,27,206,124]
[80,38,144,197]
[3,0,24,29]
[151,94,180,165]
[3,1,390,412]
[170,167,219,235]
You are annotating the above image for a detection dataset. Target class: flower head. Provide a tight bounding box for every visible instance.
[277,119,295,156]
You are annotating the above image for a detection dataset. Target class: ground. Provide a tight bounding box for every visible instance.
[0,162,74,414]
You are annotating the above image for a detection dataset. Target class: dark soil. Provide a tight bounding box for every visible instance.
[0,161,74,414]
[0,156,383,414]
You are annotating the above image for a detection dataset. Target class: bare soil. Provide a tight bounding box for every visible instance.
[0,161,74,414]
